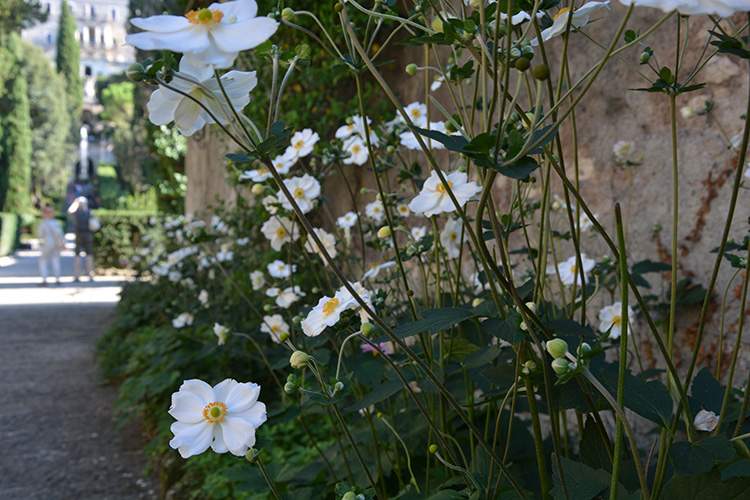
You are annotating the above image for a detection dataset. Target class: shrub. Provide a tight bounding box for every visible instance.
[92,209,157,269]
[0,211,20,256]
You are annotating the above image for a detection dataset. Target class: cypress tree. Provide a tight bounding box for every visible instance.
[0,32,32,213]
[56,0,82,136]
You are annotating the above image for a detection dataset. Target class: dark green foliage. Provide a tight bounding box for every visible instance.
[24,42,70,206]
[0,211,20,256]
[92,210,158,269]
[56,0,82,137]
[0,32,32,213]
[0,0,47,32]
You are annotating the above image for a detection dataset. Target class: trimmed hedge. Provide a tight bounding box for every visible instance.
[0,212,20,256]
[92,209,157,269]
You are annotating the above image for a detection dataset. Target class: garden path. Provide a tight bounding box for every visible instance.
[0,242,158,500]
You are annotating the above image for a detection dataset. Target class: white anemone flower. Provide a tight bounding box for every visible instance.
[409,170,481,217]
[363,261,397,280]
[173,312,194,329]
[261,217,299,251]
[694,409,719,432]
[440,218,464,259]
[365,200,386,224]
[618,0,747,17]
[396,102,429,127]
[284,129,319,161]
[336,115,378,144]
[168,378,267,458]
[213,323,229,345]
[239,166,271,182]
[399,121,452,150]
[266,286,305,308]
[337,212,358,229]
[304,228,338,264]
[598,302,635,340]
[198,289,209,307]
[547,254,596,286]
[147,58,257,137]
[395,203,411,218]
[430,75,446,92]
[127,0,278,69]
[613,140,636,162]
[261,195,280,215]
[411,226,427,241]
[250,270,265,291]
[531,1,610,46]
[301,286,360,337]
[343,136,369,166]
[267,260,295,278]
[278,174,321,214]
[260,314,289,343]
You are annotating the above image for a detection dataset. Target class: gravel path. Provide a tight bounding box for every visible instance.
[0,246,159,500]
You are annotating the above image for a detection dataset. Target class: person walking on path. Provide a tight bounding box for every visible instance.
[37,205,64,286]
[67,196,96,281]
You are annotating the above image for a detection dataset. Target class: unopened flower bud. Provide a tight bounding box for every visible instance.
[546,338,569,358]
[334,381,344,392]
[279,331,289,342]
[342,493,356,500]
[246,448,260,463]
[287,373,297,383]
[446,121,458,133]
[284,382,296,393]
[639,50,651,63]
[290,351,310,369]
[551,358,570,375]
[533,64,550,81]
[514,57,530,72]
[524,360,537,371]
[377,226,392,239]
[251,184,264,195]
[281,7,294,21]
[360,187,368,195]
[680,106,695,119]
[405,63,418,75]
[263,304,272,312]
[472,298,482,308]
[470,0,482,7]
[429,444,438,453]
[334,2,344,13]
[510,47,521,59]
[292,315,302,325]
[126,62,146,82]
[578,342,591,357]
[361,322,375,337]
[386,145,395,154]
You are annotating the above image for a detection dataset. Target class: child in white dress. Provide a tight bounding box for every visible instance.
[37,206,64,285]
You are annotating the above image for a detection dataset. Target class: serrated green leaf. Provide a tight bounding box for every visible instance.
[669,436,736,476]
[691,367,724,414]
[373,308,477,343]
[346,380,403,412]
[662,468,750,500]
[551,455,628,500]
[721,460,750,481]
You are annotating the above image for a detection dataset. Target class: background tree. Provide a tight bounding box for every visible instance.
[0,32,32,213]
[56,0,82,139]
[0,0,47,33]
[25,42,70,207]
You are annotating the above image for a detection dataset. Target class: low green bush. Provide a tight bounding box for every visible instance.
[92,209,157,269]
[0,212,20,256]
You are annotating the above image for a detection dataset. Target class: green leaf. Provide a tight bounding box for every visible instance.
[592,360,673,428]
[551,455,628,500]
[721,460,750,481]
[463,344,503,369]
[624,29,636,43]
[669,436,736,476]
[445,337,480,362]
[493,156,539,180]
[226,152,255,163]
[579,418,612,472]
[373,308,476,343]
[346,380,403,412]
[662,469,750,500]
[691,367,724,414]
[632,259,671,274]
[408,125,469,153]
[505,129,525,158]
[659,67,675,85]
[480,364,517,393]
[483,317,526,344]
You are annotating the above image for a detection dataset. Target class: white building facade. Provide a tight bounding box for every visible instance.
[21,0,135,104]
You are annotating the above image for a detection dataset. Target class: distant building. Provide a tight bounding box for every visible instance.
[21,0,135,105]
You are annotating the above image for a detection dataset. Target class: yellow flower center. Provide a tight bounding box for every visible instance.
[294,140,305,150]
[186,8,224,26]
[294,187,305,199]
[352,145,361,153]
[271,325,279,332]
[569,264,577,274]
[202,401,227,423]
[450,232,458,242]
[612,315,622,326]
[411,108,421,118]
[276,227,287,238]
[554,7,570,21]
[436,181,453,193]
[322,298,339,317]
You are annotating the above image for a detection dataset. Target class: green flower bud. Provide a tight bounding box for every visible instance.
[287,373,297,383]
[281,8,294,21]
[386,145,395,154]
[263,304,272,313]
[495,22,507,38]
[126,62,146,82]
[246,448,260,463]
[533,64,550,81]
[472,298,482,308]
[524,360,537,371]
[290,351,310,369]
[445,121,458,133]
[334,381,344,392]
[360,187,368,195]
[284,382,296,393]
[546,338,569,359]
[292,315,302,325]
[251,184,264,195]
[578,342,591,357]
[551,358,570,375]
[639,50,651,63]
[334,2,344,13]
[342,492,357,500]
[405,63,418,75]
[429,444,438,453]
[514,57,530,72]
[377,226,392,239]
[509,47,521,59]
[458,164,466,172]
[279,331,289,342]
[361,322,375,337]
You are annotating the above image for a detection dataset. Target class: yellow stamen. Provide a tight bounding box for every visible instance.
[612,315,622,326]
[436,181,453,193]
[186,8,224,26]
[276,227,287,238]
[202,401,227,423]
[294,187,305,199]
[554,7,570,21]
[322,298,339,317]
[294,140,304,150]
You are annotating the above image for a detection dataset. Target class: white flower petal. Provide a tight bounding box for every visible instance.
[219,416,257,456]
[180,379,215,404]
[169,390,209,424]
[225,382,261,413]
[130,15,191,32]
[210,425,229,453]
[212,17,279,53]
[169,420,213,458]
[212,379,238,402]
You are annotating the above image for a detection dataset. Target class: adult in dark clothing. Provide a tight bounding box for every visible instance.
[67,196,95,281]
